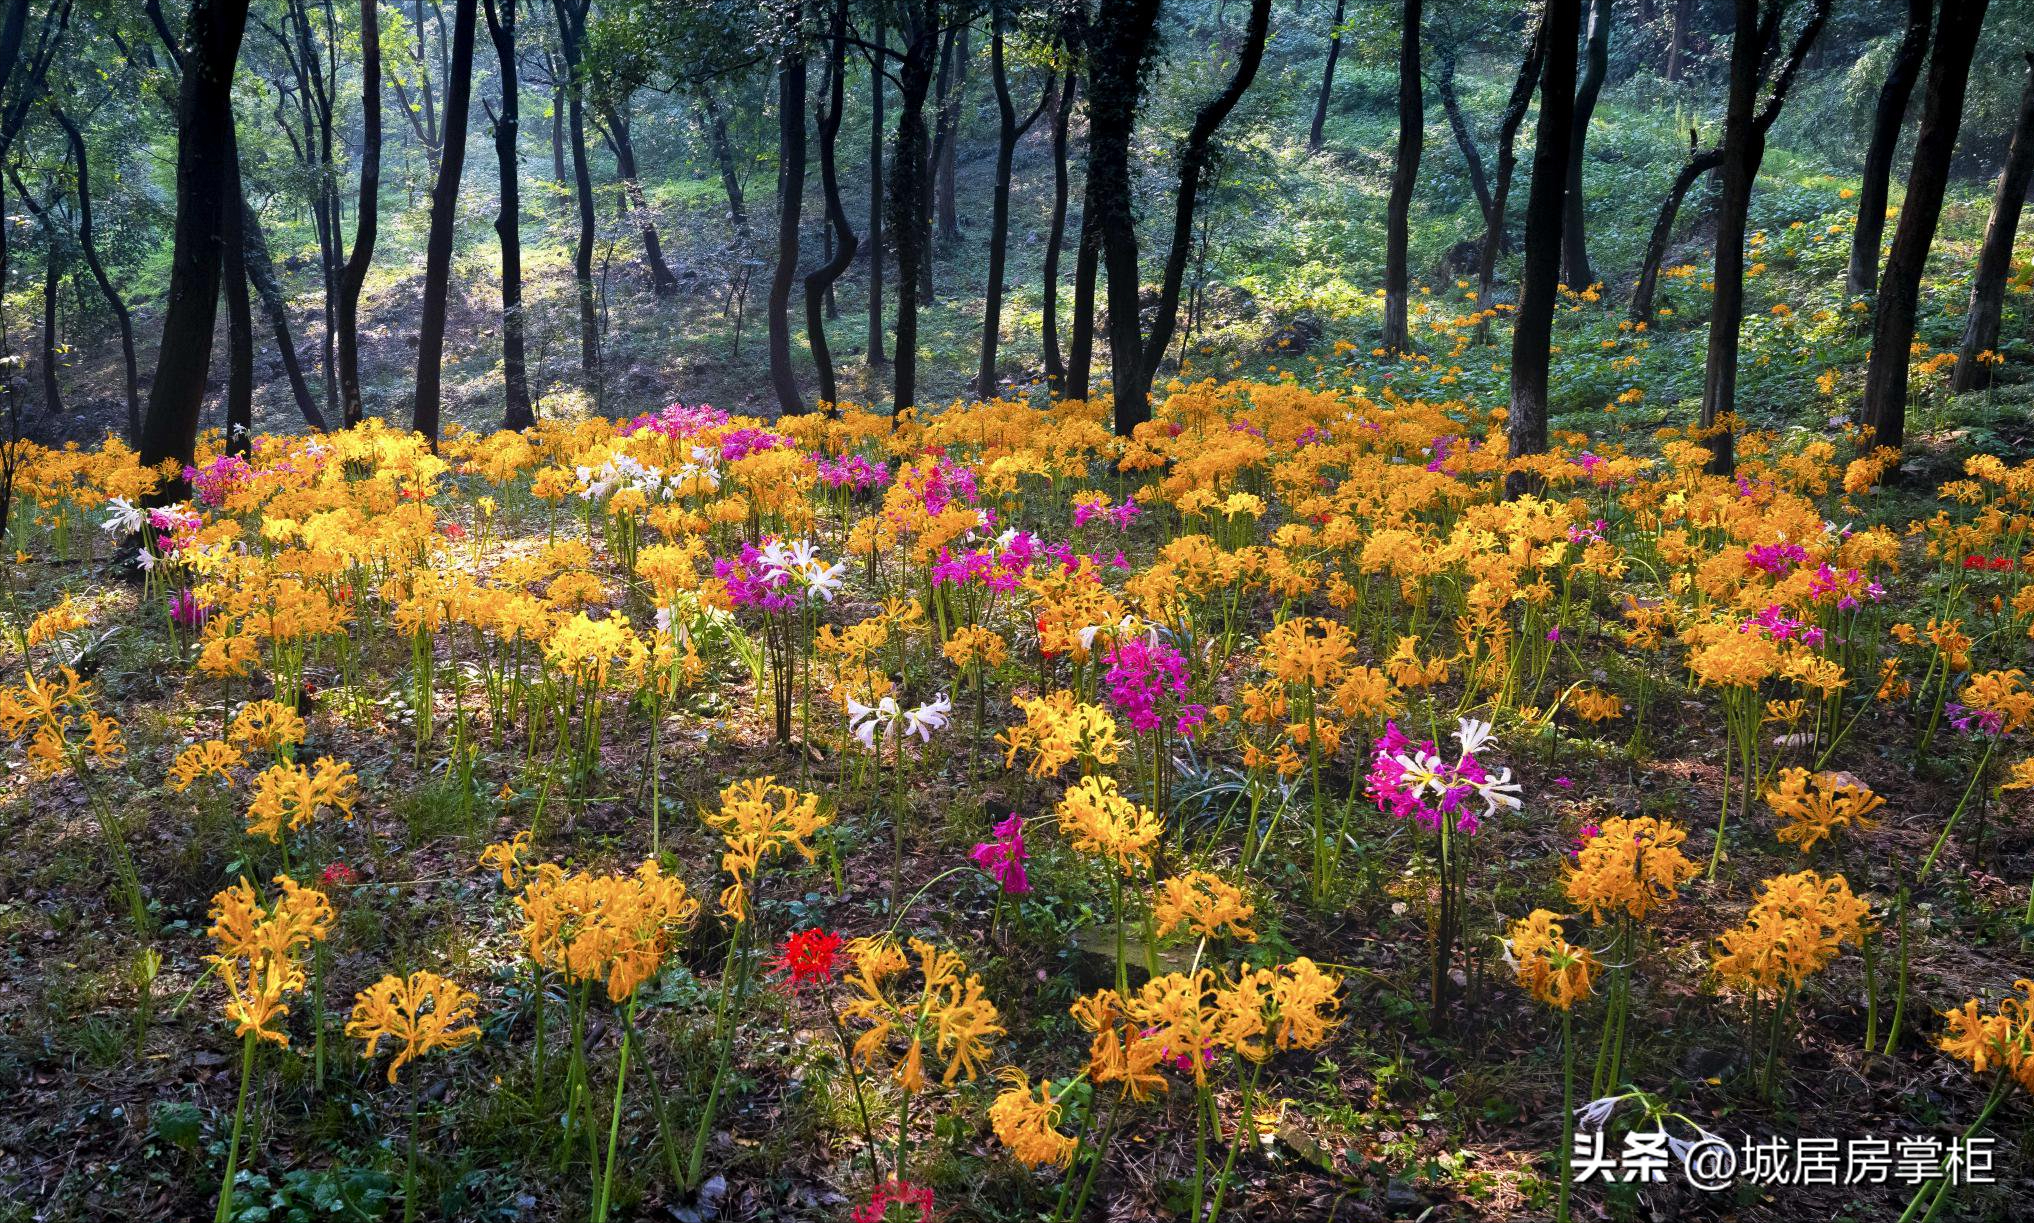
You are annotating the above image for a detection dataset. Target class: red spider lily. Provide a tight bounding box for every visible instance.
[850,1180,933,1223]
[770,928,843,994]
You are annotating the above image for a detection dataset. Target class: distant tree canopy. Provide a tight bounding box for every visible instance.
[0,0,2019,476]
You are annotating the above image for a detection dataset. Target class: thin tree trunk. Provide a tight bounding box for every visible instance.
[1629,140,1720,325]
[920,25,956,303]
[1474,16,1544,345]
[1666,0,1688,81]
[1700,0,1777,476]
[935,24,966,244]
[336,0,380,426]
[484,0,532,427]
[1562,0,1611,290]
[223,125,254,455]
[1631,1,1824,327]
[241,198,327,429]
[38,223,59,414]
[411,0,476,445]
[805,0,857,409]
[1309,0,1345,152]
[50,105,139,441]
[1123,0,1271,427]
[1434,50,1491,229]
[866,22,887,367]
[767,6,808,416]
[1381,0,1422,354]
[978,0,1050,397]
[1849,0,1932,297]
[1506,0,1580,497]
[1041,67,1075,393]
[889,1,940,416]
[553,0,598,376]
[699,88,751,243]
[601,101,679,296]
[139,0,252,490]
[1087,0,1163,430]
[1862,0,1992,451]
[1952,52,2033,393]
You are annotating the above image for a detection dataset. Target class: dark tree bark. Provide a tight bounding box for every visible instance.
[222,125,254,456]
[337,0,381,426]
[411,0,477,446]
[1085,0,1162,426]
[240,199,327,429]
[1434,50,1490,228]
[934,23,966,244]
[1506,0,1581,497]
[1120,0,1271,429]
[699,88,751,243]
[1381,0,1422,354]
[484,0,533,428]
[804,0,858,410]
[1309,0,1345,153]
[1561,0,1610,291]
[1041,67,1076,394]
[889,0,941,415]
[1952,52,2034,393]
[139,0,253,489]
[866,20,887,367]
[36,205,60,414]
[598,99,679,296]
[552,0,598,376]
[280,0,341,427]
[1666,0,1688,80]
[1629,1,1824,327]
[918,24,956,303]
[1862,0,1992,451]
[767,4,808,416]
[1473,15,1544,346]
[978,0,1051,396]
[1700,0,1782,476]
[50,104,139,441]
[1848,0,1931,297]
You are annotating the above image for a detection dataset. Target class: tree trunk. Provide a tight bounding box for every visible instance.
[38,227,60,414]
[919,25,956,303]
[1629,141,1720,325]
[978,0,1050,397]
[223,126,255,455]
[1562,0,1611,291]
[1041,67,1075,393]
[412,0,476,446]
[484,0,532,428]
[50,105,140,441]
[1506,0,1580,497]
[1085,0,1163,430]
[866,22,887,367]
[1666,0,1688,81]
[1700,0,1776,476]
[1474,16,1544,345]
[1862,0,1992,451]
[889,2,939,416]
[241,197,327,429]
[805,0,857,410]
[1632,0,1825,328]
[601,101,679,296]
[1381,0,1422,354]
[1435,51,1491,230]
[699,88,751,244]
[139,0,253,490]
[1308,0,1345,153]
[1952,52,2034,393]
[337,0,380,426]
[767,8,809,416]
[1122,0,1271,427]
[553,0,598,376]
[935,23,966,244]
[1848,0,1932,297]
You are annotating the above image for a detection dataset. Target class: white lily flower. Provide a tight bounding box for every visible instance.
[1475,767,1524,821]
[902,694,952,741]
[134,546,157,573]
[102,497,145,537]
[1455,717,1495,758]
[1574,1095,1622,1132]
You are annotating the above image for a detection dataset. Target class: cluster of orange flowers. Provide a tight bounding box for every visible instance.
[206,876,335,1046]
[517,861,701,1002]
[1712,870,1870,996]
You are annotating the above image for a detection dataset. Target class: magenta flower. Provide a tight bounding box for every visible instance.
[970,814,1030,894]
